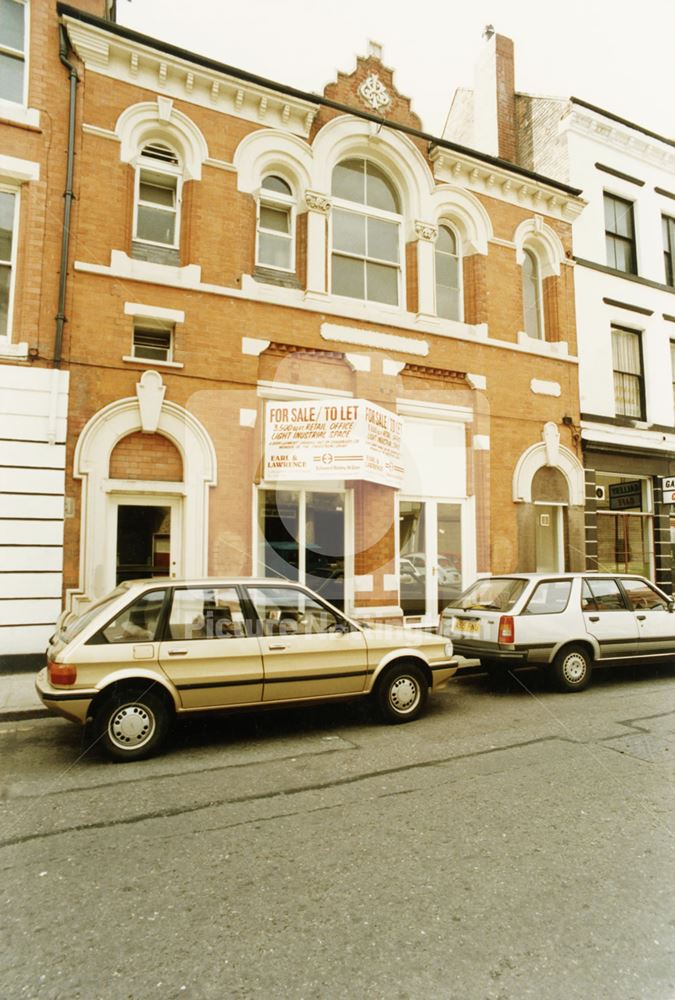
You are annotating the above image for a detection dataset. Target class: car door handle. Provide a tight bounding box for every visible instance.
[268,644,286,651]
[589,616,600,622]
[636,614,646,621]
[167,648,189,656]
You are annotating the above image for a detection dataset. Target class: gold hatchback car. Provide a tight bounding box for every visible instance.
[37,579,458,762]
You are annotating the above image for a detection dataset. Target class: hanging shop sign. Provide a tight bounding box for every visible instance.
[264,399,404,488]
[660,477,675,505]
[608,480,643,511]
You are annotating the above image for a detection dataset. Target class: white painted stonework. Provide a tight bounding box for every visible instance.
[0,366,69,658]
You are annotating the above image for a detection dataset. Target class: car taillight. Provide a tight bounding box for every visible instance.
[48,661,77,686]
[498,616,515,644]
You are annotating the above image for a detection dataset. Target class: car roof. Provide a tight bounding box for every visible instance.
[127,577,305,588]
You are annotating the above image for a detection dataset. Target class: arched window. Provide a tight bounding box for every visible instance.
[435,223,462,321]
[256,175,295,272]
[133,141,182,249]
[330,158,401,306]
[522,248,545,340]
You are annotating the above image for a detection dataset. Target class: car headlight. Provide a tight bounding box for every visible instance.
[444,642,454,658]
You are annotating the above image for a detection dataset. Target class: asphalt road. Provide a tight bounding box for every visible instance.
[1,664,674,1000]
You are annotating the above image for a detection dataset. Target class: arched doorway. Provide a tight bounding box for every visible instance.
[512,423,586,573]
[69,371,217,613]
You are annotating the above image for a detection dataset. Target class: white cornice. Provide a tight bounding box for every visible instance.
[62,15,317,139]
[561,109,675,173]
[430,147,586,223]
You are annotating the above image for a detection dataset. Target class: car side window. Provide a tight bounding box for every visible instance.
[247,586,346,636]
[523,580,572,615]
[620,579,669,612]
[582,579,626,612]
[96,589,167,644]
[167,588,247,641]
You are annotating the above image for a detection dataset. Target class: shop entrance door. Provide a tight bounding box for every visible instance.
[111,496,182,586]
[399,499,464,625]
[257,488,350,609]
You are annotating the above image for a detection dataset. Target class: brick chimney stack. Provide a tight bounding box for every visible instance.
[472,31,517,162]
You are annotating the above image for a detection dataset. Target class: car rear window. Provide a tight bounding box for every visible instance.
[522,580,572,615]
[61,585,130,642]
[453,578,528,612]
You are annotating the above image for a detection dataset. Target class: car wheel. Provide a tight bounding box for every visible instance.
[94,685,172,762]
[375,662,428,724]
[552,645,592,693]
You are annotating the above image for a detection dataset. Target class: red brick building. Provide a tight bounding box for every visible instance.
[0,0,114,667]
[53,4,586,629]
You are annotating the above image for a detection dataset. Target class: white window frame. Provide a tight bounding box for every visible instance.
[435,220,463,321]
[255,177,296,273]
[0,183,19,344]
[329,160,403,309]
[522,246,545,341]
[132,150,182,250]
[0,0,28,108]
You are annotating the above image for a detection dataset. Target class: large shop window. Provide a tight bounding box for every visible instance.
[258,489,346,609]
[330,158,401,306]
[0,188,17,339]
[670,340,675,420]
[0,0,26,105]
[596,474,653,578]
[399,500,463,620]
[612,326,645,420]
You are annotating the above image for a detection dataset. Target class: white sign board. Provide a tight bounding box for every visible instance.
[661,476,675,505]
[264,399,404,488]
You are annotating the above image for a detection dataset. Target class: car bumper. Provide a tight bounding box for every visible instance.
[429,657,460,688]
[35,668,96,725]
[449,640,529,665]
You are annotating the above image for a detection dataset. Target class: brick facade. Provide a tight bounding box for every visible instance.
[48,8,586,621]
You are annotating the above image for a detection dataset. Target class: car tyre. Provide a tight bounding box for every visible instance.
[375,661,428,724]
[94,685,172,762]
[552,644,592,693]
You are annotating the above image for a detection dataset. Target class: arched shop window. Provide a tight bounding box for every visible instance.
[435,222,462,321]
[256,175,295,272]
[133,141,182,249]
[521,247,545,340]
[330,157,402,306]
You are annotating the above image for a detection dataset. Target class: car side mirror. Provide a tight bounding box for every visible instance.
[667,600,675,614]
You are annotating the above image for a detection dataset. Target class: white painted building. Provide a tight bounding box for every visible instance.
[444,34,675,592]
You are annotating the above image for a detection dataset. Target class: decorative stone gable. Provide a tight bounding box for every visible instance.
[320,49,423,133]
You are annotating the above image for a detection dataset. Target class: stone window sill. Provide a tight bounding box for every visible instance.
[121,355,184,369]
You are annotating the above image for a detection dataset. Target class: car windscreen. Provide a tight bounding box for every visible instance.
[61,585,131,642]
[450,578,528,612]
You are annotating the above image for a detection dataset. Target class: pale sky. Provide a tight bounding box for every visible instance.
[118,0,675,140]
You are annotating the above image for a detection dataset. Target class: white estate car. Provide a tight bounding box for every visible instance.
[439,573,675,691]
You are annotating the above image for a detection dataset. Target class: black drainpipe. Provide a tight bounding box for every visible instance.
[55,24,79,369]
